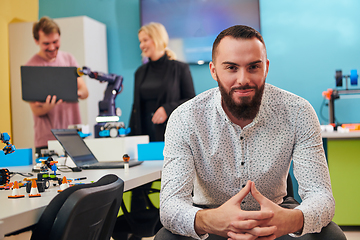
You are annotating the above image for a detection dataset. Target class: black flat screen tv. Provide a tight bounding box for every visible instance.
[140,0,261,65]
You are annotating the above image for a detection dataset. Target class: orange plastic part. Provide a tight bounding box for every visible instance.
[8,181,25,198]
[29,179,41,197]
[342,123,360,131]
[322,88,333,100]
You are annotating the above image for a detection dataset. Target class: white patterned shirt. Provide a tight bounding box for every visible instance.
[160,83,334,239]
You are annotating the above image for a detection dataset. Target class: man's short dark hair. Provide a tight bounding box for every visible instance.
[33,16,61,41]
[212,25,266,62]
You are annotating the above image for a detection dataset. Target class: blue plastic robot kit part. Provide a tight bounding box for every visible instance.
[350,69,358,86]
[119,127,131,136]
[0,132,15,155]
[78,132,92,138]
[99,129,110,137]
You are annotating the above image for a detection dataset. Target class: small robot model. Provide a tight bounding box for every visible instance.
[0,132,15,155]
[35,149,59,164]
[99,122,131,138]
[36,157,62,189]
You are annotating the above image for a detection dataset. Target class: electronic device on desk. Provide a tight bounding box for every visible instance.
[51,128,143,170]
[322,69,359,124]
[77,66,131,138]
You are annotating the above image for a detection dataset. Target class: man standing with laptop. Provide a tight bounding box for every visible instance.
[25,16,89,155]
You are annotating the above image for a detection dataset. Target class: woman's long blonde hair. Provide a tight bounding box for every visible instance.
[139,22,176,60]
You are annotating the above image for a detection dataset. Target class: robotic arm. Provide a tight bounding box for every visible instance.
[1,132,15,155]
[77,67,129,138]
[77,66,123,117]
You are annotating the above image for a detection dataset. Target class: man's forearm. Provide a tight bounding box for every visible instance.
[77,77,88,99]
[287,209,304,235]
[30,104,49,116]
[194,209,212,236]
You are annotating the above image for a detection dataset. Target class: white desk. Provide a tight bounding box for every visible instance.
[0,160,163,239]
[321,131,360,139]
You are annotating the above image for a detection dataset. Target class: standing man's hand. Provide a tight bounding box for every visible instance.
[29,95,62,116]
[152,106,168,124]
[250,182,304,238]
[194,181,277,240]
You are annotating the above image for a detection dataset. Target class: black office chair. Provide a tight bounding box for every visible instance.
[285,173,294,199]
[112,180,163,240]
[30,174,124,240]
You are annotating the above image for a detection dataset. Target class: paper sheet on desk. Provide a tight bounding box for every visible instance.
[137,142,164,161]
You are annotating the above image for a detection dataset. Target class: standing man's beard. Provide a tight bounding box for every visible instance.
[217,75,265,121]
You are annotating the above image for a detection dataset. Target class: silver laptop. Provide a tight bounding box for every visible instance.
[51,129,143,169]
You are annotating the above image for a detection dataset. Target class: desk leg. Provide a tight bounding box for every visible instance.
[0,220,4,240]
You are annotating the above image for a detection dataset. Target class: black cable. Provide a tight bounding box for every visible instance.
[320,97,339,125]
[9,172,34,178]
[57,166,73,173]
[320,98,329,123]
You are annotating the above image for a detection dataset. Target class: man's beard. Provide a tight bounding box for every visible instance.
[217,74,265,121]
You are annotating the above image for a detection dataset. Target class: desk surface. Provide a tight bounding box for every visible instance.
[0,160,163,239]
[321,131,360,139]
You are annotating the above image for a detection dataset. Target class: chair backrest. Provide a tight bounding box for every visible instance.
[286,173,294,198]
[112,182,163,239]
[31,174,124,240]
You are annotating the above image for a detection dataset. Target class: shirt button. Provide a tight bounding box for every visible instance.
[242,184,246,188]
[241,162,245,166]
[242,201,246,204]
[240,136,244,140]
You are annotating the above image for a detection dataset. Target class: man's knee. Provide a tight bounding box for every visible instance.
[155,222,347,240]
[312,221,347,240]
[155,227,228,240]
[276,221,346,240]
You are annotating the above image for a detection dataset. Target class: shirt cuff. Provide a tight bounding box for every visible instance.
[187,207,210,240]
[288,232,303,238]
[293,205,308,236]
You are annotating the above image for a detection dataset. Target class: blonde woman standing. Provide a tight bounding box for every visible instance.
[129,22,195,142]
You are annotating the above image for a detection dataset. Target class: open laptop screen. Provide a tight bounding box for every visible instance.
[51,129,98,166]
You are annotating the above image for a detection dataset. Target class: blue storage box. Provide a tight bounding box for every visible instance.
[0,148,33,167]
[137,142,164,161]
